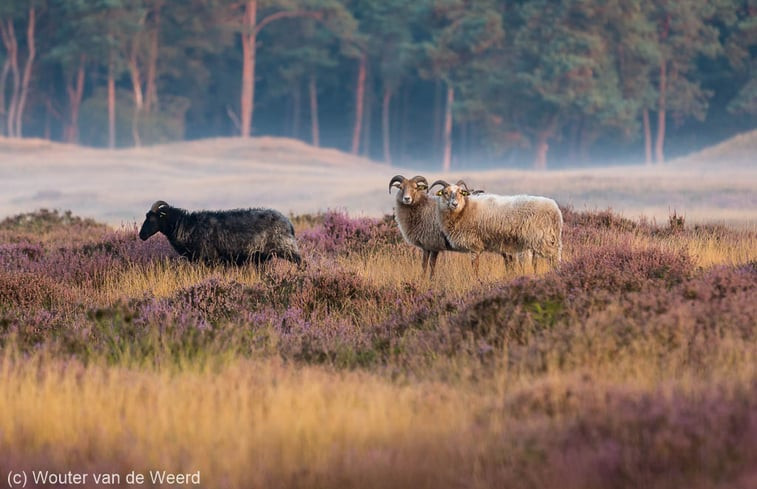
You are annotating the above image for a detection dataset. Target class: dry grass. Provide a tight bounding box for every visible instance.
[2,348,756,488]
[0,353,481,488]
[1,205,757,487]
[97,260,263,302]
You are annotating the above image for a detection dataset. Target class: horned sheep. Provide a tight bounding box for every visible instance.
[389,175,453,278]
[139,200,302,265]
[429,180,562,274]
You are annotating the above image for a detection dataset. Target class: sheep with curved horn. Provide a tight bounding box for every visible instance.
[430,180,562,275]
[389,174,460,278]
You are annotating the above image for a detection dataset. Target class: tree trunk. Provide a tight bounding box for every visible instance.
[382,86,392,165]
[642,108,652,165]
[0,54,9,135]
[64,55,86,144]
[1,19,20,137]
[240,0,257,138]
[14,7,35,138]
[291,82,301,139]
[44,99,51,140]
[362,74,372,157]
[533,135,549,170]
[108,57,116,149]
[351,54,366,154]
[432,79,442,159]
[655,58,667,165]
[239,5,321,139]
[533,116,557,170]
[578,126,598,163]
[655,14,670,165]
[309,75,319,147]
[567,117,580,164]
[442,84,454,172]
[129,47,143,147]
[399,85,409,161]
[144,1,161,113]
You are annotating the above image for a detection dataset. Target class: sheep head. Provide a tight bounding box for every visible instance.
[389,175,430,206]
[430,180,471,213]
[139,200,170,240]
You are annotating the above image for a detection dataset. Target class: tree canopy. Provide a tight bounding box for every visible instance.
[0,0,754,169]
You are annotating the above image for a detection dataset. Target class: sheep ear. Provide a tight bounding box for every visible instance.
[417,182,428,190]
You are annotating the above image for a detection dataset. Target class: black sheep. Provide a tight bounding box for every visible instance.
[139,200,302,265]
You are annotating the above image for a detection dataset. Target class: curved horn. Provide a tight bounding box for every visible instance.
[455,180,470,191]
[389,175,405,193]
[150,200,169,213]
[429,180,451,191]
[411,175,429,190]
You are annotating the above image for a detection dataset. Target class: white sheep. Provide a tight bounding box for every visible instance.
[429,180,562,274]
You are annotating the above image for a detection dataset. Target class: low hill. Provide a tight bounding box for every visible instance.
[671,129,757,168]
[0,135,755,227]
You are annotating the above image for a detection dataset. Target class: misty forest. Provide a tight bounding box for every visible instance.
[0,0,755,170]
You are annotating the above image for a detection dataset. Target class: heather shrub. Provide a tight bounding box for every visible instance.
[0,207,753,377]
[0,209,106,234]
[245,306,376,367]
[0,206,755,489]
[299,210,401,256]
[0,308,73,349]
[173,277,249,322]
[256,264,408,319]
[0,271,76,310]
[561,205,639,232]
[0,242,45,269]
[83,301,224,362]
[92,227,176,265]
[547,382,757,489]
[443,245,691,348]
[0,227,175,289]
[558,244,692,293]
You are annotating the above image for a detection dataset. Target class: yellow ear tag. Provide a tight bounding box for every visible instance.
[436,190,443,196]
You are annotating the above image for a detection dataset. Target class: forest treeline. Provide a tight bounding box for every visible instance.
[0,0,755,169]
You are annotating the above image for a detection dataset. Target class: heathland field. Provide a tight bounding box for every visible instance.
[1,203,756,488]
[1,135,757,488]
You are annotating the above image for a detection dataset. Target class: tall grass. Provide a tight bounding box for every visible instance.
[1,208,756,488]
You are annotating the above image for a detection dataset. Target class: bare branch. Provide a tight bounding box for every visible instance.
[253,10,322,37]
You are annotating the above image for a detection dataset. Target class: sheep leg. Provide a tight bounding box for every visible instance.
[502,253,515,272]
[523,250,533,274]
[428,251,439,279]
[547,249,560,270]
[471,253,480,277]
[532,253,539,274]
[421,249,430,276]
